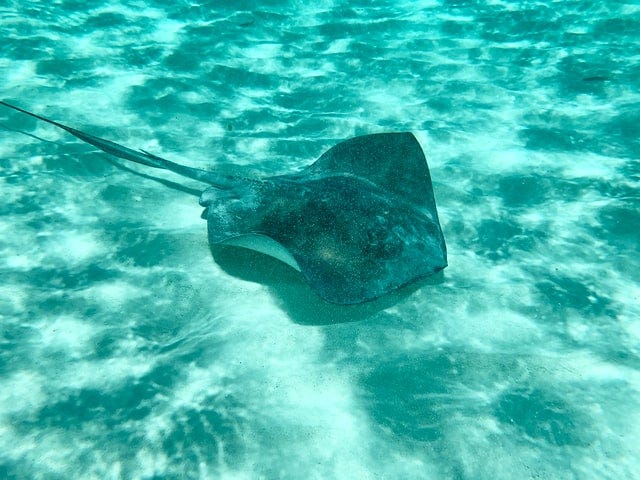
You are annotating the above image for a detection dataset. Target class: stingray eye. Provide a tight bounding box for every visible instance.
[199,187,218,207]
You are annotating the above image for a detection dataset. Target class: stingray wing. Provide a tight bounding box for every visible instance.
[305,132,439,214]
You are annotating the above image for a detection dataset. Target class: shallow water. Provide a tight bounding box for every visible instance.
[1,1,639,479]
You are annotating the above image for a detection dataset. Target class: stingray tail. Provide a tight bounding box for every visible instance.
[0,100,236,189]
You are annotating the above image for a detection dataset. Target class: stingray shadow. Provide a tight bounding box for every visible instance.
[211,244,444,325]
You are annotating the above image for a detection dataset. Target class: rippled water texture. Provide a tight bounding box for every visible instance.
[1,1,639,479]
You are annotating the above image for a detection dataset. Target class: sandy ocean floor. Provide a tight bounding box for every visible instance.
[1,1,639,479]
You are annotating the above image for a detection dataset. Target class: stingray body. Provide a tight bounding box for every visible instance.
[1,101,447,304]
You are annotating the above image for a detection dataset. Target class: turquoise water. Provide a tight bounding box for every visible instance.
[1,1,639,479]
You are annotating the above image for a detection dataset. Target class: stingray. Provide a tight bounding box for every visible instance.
[0,100,447,304]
